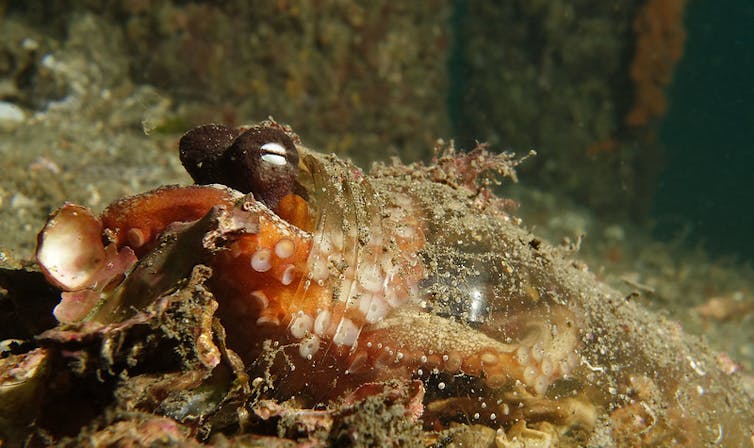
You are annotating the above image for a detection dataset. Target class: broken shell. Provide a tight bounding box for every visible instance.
[36,203,105,291]
[0,348,50,445]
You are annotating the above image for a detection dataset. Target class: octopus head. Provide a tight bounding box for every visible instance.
[178,123,299,210]
[178,124,239,186]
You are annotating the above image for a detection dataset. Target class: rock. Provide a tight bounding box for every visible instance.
[0,102,25,131]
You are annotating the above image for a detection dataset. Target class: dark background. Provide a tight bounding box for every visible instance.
[653,0,754,261]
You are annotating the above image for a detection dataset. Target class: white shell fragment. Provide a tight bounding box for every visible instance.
[36,203,105,291]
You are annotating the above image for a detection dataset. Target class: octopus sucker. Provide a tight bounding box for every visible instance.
[354,308,552,392]
[26,121,754,445]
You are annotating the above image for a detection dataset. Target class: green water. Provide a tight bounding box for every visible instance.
[655,0,754,261]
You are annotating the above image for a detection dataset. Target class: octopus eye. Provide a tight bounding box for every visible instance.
[225,125,299,210]
[259,142,289,166]
[177,122,300,210]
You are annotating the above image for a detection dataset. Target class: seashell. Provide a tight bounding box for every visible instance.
[35,203,105,291]
[0,348,50,444]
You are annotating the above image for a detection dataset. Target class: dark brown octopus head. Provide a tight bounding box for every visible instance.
[179,124,240,185]
[178,123,300,210]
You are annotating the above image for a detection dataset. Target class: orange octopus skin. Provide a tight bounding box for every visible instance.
[93,185,420,369]
[56,182,573,402]
[206,193,576,402]
[101,185,238,256]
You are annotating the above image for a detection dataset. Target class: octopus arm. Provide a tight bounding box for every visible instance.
[101,185,240,255]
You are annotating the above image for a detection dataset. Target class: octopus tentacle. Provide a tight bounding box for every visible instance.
[36,147,577,399]
[101,184,239,256]
[345,306,580,395]
[201,154,429,376]
[282,155,426,361]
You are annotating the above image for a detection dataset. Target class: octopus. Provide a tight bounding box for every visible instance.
[27,120,754,446]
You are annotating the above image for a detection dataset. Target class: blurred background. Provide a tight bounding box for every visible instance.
[3,0,750,260]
